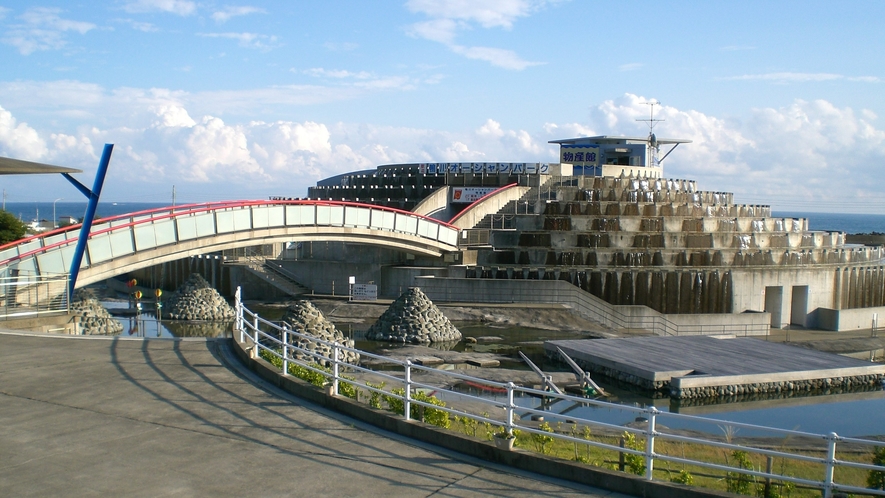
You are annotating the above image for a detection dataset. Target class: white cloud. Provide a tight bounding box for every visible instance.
[1,7,96,55]
[123,0,196,16]
[583,94,885,211]
[406,0,541,28]
[212,6,265,23]
[0,105,48,160]
[302,68,374,79]
[3,81,885,212]
[323,41,358,52]
[405,0,548,70]
[723,72,882,84]
[450,45,542,70]
[618,63,642,72]
[197,31,279,50]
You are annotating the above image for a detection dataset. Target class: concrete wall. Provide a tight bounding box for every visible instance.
[277,258,450,299]
[416,277,770,336]
[812,305,885,331]
[411,186,450,220]
[450,185,530,230]
[730,267,835,328]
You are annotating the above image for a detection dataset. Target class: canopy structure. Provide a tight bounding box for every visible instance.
[0,156,82,175]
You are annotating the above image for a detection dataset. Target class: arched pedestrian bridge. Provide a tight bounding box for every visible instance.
[0,200,460,289]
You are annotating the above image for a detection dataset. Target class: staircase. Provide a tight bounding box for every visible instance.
[234,250,310,297]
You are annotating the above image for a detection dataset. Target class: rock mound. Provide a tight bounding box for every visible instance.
[281,300,359,366]
[166,274,235,321]
[366,287,461,344]
[71,289,123,335]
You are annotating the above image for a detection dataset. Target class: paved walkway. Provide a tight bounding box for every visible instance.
[0,332,628,497]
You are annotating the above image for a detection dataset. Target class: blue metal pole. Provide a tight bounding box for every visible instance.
[64,144,113,298]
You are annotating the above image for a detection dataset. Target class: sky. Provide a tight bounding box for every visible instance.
[0,0,884,213]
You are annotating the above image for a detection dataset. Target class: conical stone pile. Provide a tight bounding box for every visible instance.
[280,300,359,366]
[366,287,461,344]
[166,274,235,321]
[71,289,123,335]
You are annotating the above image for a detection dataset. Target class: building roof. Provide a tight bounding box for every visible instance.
[549,136,692,146]
[0,156,82,175]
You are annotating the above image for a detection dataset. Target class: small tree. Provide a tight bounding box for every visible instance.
[0,210,27,244]
[868,446,885,490]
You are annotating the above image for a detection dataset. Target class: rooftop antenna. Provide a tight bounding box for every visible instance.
[637,100,663,167]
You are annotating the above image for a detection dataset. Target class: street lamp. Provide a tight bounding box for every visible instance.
[53,198,62,228]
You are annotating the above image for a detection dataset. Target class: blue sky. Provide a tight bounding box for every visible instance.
[1,0,884,213]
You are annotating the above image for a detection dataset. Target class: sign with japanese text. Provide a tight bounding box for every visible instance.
[418,162,548,175]
[559,146,600,165]
[451,187,497,203]
[351,284,378,301]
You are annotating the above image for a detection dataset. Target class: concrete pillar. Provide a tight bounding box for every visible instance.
[620,271,634,305]
[604,271,619,304]
[708,271,721,313]
[833,268,843,310]
[649,271,664,312]
[679,271,693,313]
[589,271,603,298]
[666,271,680,314]
[848,268,858,309]
[842,268,851,309]
[722,271,734,313]
[635,271,649,306]
[691,272,704,314]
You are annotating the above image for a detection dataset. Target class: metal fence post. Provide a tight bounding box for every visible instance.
[404,360,412,421]
[282,327,289,376]
[332,342,340,395]
[645,407,657,480]
[506,382,515,436]
[235,286,244,342]
[252,314,259,357]
[823,432,838,498]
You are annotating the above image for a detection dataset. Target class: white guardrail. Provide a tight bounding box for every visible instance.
[233,288,885,498]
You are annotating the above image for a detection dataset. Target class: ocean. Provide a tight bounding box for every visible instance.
[4,201,169,225]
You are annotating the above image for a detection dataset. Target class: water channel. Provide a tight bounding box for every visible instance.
[102,301,885,438]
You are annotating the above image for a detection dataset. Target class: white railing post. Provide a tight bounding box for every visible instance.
[823,432,838,498]
[235,286,244,342]
[332,341,340,395]
[645,407,657,480]
[282,326,289,376]
[252,314,259,357]
[404,360,412,421]
[506,382,515,436]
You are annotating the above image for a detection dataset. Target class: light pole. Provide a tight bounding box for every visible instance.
[53,198,62,228]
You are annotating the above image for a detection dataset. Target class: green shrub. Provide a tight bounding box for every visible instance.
[365,381,385,409]
[868,446,885,490]
[621,431,646,476]
[670,469,693,486]
[725,450,754,495]
[383,388,450,429]
[531,422,555,454]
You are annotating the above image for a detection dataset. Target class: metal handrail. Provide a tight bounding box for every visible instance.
[233,287,885,498]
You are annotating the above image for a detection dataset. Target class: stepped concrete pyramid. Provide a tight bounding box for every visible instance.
[281,300,359,365]
[366,287,461,343]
